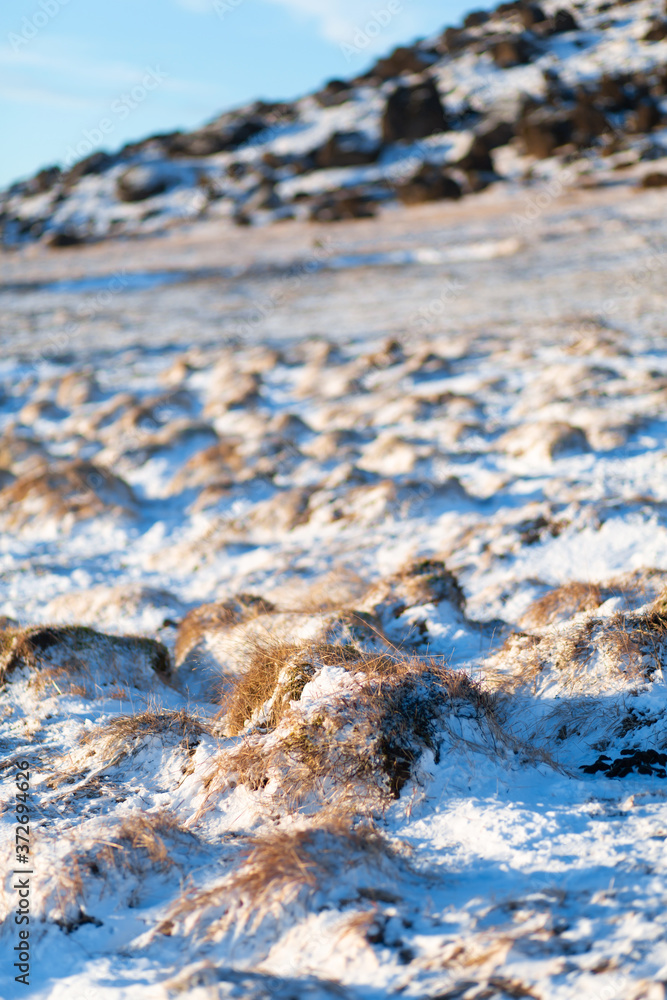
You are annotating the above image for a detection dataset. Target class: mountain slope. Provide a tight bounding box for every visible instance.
[5,0,667,247]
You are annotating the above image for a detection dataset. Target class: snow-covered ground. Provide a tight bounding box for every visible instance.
[2,169,667,998]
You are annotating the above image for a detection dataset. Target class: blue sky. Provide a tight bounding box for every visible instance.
[1,0,483,189]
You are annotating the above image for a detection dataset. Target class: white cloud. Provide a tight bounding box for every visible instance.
[0,36,220,104]
[173,0,422,48]
[261,0,423,47]
[0,84,97,111]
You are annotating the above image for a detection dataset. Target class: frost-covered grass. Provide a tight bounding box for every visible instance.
[4,174,667,998]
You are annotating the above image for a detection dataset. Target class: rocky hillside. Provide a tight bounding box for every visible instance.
[5,0,667,247]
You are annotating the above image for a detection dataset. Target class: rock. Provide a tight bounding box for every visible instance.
[519,3,547,28]
[590,74,635,112]
[629,99,662,133]
[641,172,667,188]
[62,151,115,189]
[571,96,609,145]
[519,107,573,158]
[644,19,667,42]
[395,164,462,204]
[550,8,579,33]
[490,34,536,69]
[116,163,184,203]
[370,46,435,81]
[313,132,381,169]
[309,190,377,222]
[452,121,515,180]
[463,9,490,27]
[25,166,61,196]
[0,625,170,690]
[440,26,473,54]
[455,121,515,172]
[382,79,448,143]
[236,180,281,219]
[44,229,85,248]
[167,102,296,157]
[314,79,353,107]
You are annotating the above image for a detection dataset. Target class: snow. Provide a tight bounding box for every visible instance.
[5,2,667,996]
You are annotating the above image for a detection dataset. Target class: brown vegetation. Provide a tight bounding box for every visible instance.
[520,569,667,628]
[0,625,170,686]
[0,460,136,529]
[97,809,195,874]
[49,708,211,787]
[489,607,667,696]
[207,647,498,810]
[164,815,401,937]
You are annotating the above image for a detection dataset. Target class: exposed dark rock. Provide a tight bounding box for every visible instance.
[236,180,282,220]
[456,122,514,171]
[550,8,579,33]
[44,228,85,248]
[168,101,297,157]
[641,172,667,188]
[581,749,667,778]
[382,79,448,142]
[644,18,667,42]
[395,164,462,204]
[313,132,381,169]
[371,45,436,81]
[25,166,61,196]
[463,9,490,27]
[465,169,499,193]
[490,33,537,68]
[629,98,662,132]
[519,107,574,157]
[314,79,353,108]
[571,95,609,145]
[62,151,115,188]
[440,26,473,54]
[309,190,378,221]
[116,164,182,203]
[519,3,547,29]
[591,74,635,112]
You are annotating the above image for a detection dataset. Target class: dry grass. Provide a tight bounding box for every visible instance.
[0,459,136,529]
[219,634,362,736]
[520,582,603,628]
[272,568,369,613]
[27,660,93,698]
[31,810,195,932]
[174,593,275,664]
[164,814,401,937]
[488,607,667,697]
[207,647,508,809]
[49,708,211,787]
[520,569,667,629]
[0,624,170,686]
[97,808,194,875]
